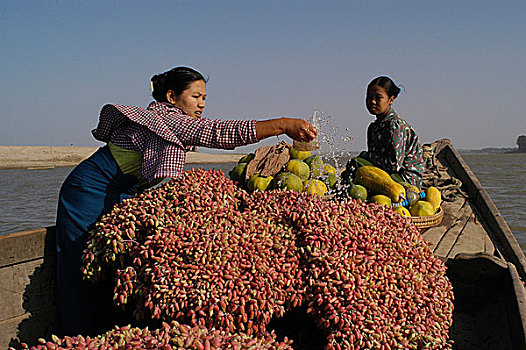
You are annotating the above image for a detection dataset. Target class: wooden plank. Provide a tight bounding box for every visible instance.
[425,199,483,259]
[422,200,466,251]
[447,217,495,259]
[433,218,469,259]
[0,307,55,349]
[0,228,57,348]
[423,197,495,259]
[482,227,496,256]
[0,227,56,267]
[0,257,56,322]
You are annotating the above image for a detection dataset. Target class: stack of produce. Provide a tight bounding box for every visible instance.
[295,197,453,349]
[73,168,454,349]
[229,146,340,197]
[82,169,306,336]
[347,165,442,218]
[15,320,292,350]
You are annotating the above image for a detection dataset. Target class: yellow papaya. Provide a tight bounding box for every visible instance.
[355,166,406,203]
[369,194,392,207]
[410,200,435,217]
[425,186,442,212]
[393,206,411,217]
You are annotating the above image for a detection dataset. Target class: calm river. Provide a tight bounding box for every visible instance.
[1,153,525,254]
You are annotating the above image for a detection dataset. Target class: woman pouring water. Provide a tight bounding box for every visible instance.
[55,66,317,336]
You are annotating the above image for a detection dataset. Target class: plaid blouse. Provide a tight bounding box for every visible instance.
[359,108,424,187]
[92,102,258,183]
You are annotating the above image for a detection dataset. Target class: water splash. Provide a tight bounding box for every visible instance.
[307,109,355,193]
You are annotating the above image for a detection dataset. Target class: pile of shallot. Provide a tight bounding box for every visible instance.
[33,169,453,349]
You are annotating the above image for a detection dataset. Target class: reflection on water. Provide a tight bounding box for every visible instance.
[1,154,525,256]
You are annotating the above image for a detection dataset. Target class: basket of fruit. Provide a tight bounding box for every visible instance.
[410,205,444,229]
[347,162,444,229]
[405,185,443,229]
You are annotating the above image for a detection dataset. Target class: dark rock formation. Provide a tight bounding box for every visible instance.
[517,135,526,152]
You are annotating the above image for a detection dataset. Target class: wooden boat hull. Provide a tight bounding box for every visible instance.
[446,254,526,349]
[1,140,525,349]
[0,227,56,348]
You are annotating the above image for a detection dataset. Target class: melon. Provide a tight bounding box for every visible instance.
[285,159,310,181]
[289,147,311,160]
[304,155,324,178]
[303,179,328,197]
[348,184,368,201]
[273,172,304,192]
[247,174,273,192]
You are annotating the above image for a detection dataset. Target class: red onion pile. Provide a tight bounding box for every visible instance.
[63,168,452,349]
[17,320,292,350]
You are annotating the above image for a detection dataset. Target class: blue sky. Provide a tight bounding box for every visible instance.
[1,0,525,154]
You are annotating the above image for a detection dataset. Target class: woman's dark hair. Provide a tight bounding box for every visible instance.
[150,66,206,102]
[368,76,402,99]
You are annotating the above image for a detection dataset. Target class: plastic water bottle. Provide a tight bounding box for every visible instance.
[391,191,426,208]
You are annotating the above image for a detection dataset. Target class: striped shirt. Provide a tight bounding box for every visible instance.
[92,102,258,183]
[360,108,424,187]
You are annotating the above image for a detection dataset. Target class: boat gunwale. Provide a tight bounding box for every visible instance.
[435,139,526,279]
[0,227,55,268]
[508,261,526,346]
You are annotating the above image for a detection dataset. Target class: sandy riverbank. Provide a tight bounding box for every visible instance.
[0,146,245,170]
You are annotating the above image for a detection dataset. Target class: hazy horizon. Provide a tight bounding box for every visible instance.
[2,1,525,154]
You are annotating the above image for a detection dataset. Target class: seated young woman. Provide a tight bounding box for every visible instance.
[348,76,424,188]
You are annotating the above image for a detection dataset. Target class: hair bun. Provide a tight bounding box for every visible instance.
[150,73,166,101]
[150,67,205,102]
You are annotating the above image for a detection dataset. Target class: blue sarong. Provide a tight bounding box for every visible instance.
[55,145,140,336]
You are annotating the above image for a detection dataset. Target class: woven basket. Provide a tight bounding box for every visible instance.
[410,206,444,229]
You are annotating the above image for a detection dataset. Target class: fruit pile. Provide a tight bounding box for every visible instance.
[17,320,292,350]
[229,146,340,197]
[74,168,453,349]
[346,164,442,218]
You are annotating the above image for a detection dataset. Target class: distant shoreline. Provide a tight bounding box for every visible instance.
[1,145,523,170]
[0,146,245,170]
[458,147,523,155]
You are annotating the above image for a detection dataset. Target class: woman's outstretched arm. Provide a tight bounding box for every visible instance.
[255,118,317,142]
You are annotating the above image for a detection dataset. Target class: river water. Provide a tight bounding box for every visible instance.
[1,154,524,254]
[461,152,526,253]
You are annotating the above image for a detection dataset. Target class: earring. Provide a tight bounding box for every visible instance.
[166,91,175,104]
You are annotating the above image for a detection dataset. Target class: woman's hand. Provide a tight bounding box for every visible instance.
[255,117,317,142]
[282,118,317,142]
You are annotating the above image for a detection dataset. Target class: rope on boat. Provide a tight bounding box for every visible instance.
[422,142,466,202]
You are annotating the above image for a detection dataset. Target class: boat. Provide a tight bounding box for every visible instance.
[1,139,525,349]
[26,166,55,170]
